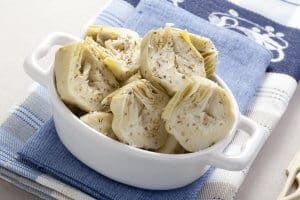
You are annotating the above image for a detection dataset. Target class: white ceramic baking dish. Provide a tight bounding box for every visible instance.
[23,32,265,190]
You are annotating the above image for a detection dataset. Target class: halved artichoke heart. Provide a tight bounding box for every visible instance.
[162,77,235,152]
[140,26,217,95]
[109,79,170,150]
[85,25,141,81]
[80,111,116,139]
[55,42,119,112]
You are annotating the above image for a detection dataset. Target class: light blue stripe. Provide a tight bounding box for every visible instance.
[13,111,40,130]
[94,0,134,25]
[105,10,126,24]
[17,106,44,126]
[101,11,125,25]
[95,15,122,26]
[0,151,41,179]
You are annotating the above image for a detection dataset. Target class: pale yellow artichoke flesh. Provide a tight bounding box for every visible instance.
[188,33,218,77]
[85,25,141,81]
[100,88,122,112]
[120,71,142,86]
[157,134,185,154]
[101,71,143,111]
[55,42,119,112]
[140,26,207,95]
[80,111,116,139]
[110,79,170,150]
[162,78,235,152]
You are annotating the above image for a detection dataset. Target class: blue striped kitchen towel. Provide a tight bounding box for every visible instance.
[126,0,300,81]
[16,0,272,200]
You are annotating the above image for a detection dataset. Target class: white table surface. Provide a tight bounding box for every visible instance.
[0,0,299,199]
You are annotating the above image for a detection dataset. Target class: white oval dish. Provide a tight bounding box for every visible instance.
[23,32,265,190]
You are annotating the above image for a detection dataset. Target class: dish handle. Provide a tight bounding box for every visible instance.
[23,32,80,86]
[209,115,265,170]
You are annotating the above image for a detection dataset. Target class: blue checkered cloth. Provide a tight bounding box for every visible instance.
[14,0,273,199]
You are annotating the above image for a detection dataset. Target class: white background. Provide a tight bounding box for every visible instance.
[0,0,299,199]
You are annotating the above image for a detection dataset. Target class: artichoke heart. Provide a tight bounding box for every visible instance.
[80,111,116,139]
[162,78,235,152]
[55,42,119,112]
[85,25,141,81]
[140,26,208,95]
[109,79,170,150]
